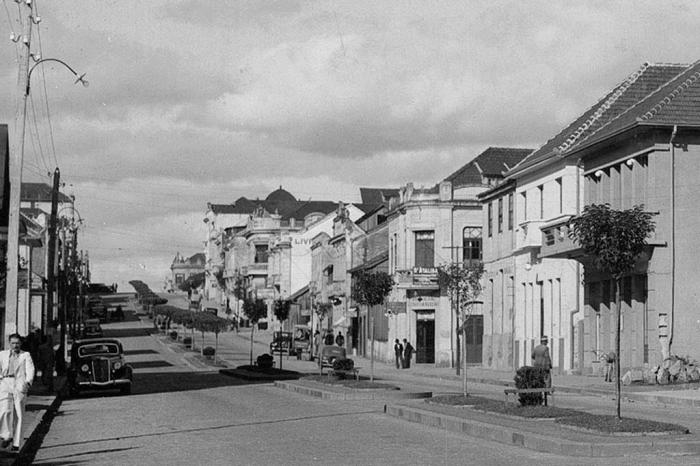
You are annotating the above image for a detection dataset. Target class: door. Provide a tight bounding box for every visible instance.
[464,315,483,364]
[416,319,435,364]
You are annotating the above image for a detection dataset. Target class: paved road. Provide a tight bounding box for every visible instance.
[28,309,696,465]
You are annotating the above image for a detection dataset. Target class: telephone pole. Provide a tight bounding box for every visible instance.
[45,168,60,332]
[4,0,34,344]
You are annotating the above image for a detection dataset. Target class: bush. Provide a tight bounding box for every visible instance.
[169,331,177,340]
[257,353,273,369]
[183,337,192,347]
[332,358,354,371]
[514,366,548,406]
[203,346,215,357]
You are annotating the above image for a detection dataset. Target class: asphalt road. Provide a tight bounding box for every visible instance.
[28,311,697,466]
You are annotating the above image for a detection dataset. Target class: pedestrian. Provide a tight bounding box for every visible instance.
[531,335,553,405]
[393,339,403,369]
[402,338,414,369]
[313,331,321,361]
[0,333,35,452]
[335,331,345,347]
[604,351,616,383]
[37,335,55,391]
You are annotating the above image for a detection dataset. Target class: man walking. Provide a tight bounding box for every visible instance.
[531,335,552,405]
[0,334,35,452]
[393,339,403,369]
[402,338,414,369]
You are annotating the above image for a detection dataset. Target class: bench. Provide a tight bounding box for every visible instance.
[504,387,555,406]
[328,368,360,380]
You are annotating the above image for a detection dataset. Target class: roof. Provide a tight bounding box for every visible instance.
[210,189,345,221]
[289,285,309,301]
[348,251,389,273]
[265,187,296,203]
[359,188,399,204]
[208,203,239,214]
[21,182,72,203]
[444,147,532,187]
[511,62,692,173]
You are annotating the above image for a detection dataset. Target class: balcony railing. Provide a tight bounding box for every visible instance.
[242,263,268,276]
[539,215,580,259]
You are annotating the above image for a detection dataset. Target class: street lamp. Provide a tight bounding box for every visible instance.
[4,54,87,343]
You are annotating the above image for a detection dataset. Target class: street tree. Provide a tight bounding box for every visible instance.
[242,298,268,365]
[273,299,291,369]
[351,270,394,381]
[438,262,484,397]
[569,203,655,419]
[194,312,231,365]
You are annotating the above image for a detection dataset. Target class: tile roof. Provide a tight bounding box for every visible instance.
[444,147,533,186]
[359,188,399,204]
[511,62,692,172]
[21,182,73,203]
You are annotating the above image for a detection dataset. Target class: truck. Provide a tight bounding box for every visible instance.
[291,325,312,360]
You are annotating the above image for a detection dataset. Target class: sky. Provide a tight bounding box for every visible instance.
[0,0,699,291]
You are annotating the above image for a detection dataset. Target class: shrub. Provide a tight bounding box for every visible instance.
[169,331,177,340]
[514,366,548,406]
[183,337,192,347]
[203,346,215,357]
[332,358,354,371]
[257,353,273,369]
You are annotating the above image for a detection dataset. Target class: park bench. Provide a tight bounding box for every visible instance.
[328,367,361,380]
[503,387,555,406]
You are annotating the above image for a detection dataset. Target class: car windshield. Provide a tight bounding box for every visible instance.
[78,343,120,357]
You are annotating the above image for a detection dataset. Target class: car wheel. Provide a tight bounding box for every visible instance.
[120,384,131,395]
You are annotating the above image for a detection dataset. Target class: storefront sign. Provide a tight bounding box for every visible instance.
[387,302,407,314]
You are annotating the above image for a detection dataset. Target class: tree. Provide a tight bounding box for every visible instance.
[569,203,655,419]
[273,299,291,369]
[193,312,231,365]
[438,262,484,397]
[242,298,268,365]
[178,272,204,293]
[351,270,394,381]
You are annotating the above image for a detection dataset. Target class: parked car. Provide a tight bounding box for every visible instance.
[68,338,133,396]
[291,325,311,360]
[81,319,103,338]
[318,345,347,368]
[270,331,292,354]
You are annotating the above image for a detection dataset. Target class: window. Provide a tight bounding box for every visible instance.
[521,192,527,221]
[508,193,513,230]
[538,185,544,219]
[462,227,482,266]
[497,198,503,233]
[414,231,434,268]
[487,202,493,237]
[325,265,334,285]
[556,177,563,213]
[254,244,268,263]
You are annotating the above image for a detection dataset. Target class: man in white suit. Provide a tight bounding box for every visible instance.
[0,334,35,452]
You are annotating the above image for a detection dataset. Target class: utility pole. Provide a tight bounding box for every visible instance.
[4,0,33,344]
[45,168,59,333]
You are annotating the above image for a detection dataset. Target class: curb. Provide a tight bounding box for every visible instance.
[275,380,432,401]
[16,394,62,464]
[384,404,700,457]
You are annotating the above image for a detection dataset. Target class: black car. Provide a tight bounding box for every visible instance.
[68,338,133,396]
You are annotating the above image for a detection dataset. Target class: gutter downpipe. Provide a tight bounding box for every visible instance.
[451,204,455,370]
[669,125,677,356]
[572,160,582,374]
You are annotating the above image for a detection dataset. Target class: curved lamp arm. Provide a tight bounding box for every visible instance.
[26,58,88,95]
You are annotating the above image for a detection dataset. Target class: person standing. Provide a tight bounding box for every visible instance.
[335,331,345,347]
[393,339,403,369]
[604,351,616,383]
[402,339,414,369]
[37,335,55,391]
[531,335,553,405]
[0,334,35,452]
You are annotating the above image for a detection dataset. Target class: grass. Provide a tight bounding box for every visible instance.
[428,394,690,434]
[303,375,399,390]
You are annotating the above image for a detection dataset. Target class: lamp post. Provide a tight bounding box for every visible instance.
[5,51,87,344]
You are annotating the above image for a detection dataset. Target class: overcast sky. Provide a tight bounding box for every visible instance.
[1,1,698,290]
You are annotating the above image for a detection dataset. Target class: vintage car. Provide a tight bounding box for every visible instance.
[68,338,133,396]
[318,345,347,369]
[270,331,293,354]
[81,319,103,338]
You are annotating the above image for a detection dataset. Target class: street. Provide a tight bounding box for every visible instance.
[20,309,694,465]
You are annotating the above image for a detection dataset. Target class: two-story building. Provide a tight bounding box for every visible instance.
[386,148,531,367]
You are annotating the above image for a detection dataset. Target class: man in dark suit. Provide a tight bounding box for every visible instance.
[531,335,552,405]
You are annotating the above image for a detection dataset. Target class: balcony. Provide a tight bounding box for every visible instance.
[539,215,581,259]
[515,219,545,251]
[395,267,439,289]
[242,263,268,276]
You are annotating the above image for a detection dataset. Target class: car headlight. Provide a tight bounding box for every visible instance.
[81,364,90,373]
[113,361,122,370]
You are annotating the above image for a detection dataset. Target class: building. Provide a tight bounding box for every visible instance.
[386,148,532,367]
[169,252,205,290]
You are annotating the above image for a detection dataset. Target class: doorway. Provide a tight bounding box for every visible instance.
[464,315,483,364]
[416,314,435,364]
